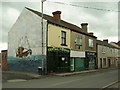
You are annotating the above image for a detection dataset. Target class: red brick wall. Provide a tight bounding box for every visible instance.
[0,53,1,69]
[1,50,7,71]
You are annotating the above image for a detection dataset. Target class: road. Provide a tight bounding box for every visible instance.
[106,82,119,88]
[2,68,119,88]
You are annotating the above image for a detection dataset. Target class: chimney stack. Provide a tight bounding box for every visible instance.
[52,11,61,20]
[89,32,94,36]
[117,41,120,46]
[81,23,88,33]
[103,39,108,43]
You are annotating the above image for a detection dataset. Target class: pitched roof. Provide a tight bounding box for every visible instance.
[25,7,97,38]
[96,40,120,49]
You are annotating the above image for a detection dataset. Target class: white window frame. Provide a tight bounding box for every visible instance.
[75,35,82,45]
[61,31,66,45]
[102,47,106,54]
[88,39,93,48]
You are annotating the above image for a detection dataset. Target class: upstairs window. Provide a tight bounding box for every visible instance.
[88,39,93,48]
[61,31,66,45]
[102,47,106,54]
[75,35,82,45]
[110,48,112,54]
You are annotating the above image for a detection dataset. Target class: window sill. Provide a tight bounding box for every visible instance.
[89,47,94,48]
[75,44,82,46]
[102,52,106,54]
[61,44,68,46]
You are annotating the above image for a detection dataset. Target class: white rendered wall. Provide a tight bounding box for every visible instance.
[8,8,47,57]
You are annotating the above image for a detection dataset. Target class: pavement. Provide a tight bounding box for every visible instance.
[2,71,42,82]
[2,68,118,83]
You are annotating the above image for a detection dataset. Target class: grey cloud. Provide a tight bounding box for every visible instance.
[0,1,119,51]
[1,2,40,43]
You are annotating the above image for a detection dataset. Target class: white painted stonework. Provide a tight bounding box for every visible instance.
[70,50,85,57]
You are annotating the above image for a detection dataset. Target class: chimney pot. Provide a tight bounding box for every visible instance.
[81,23,88,26]
[103,39,108,43]
[89,32,94,36]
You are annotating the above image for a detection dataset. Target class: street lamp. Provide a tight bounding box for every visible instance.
[41,0,46,75]
[41,0,46,55]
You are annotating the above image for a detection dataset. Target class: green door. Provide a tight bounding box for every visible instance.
[74,58,85,71]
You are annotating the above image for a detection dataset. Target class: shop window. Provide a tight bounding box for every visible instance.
[75,35,82,45]
[112,59,115,64]
[88,39,93,48]
[111,60,113,64]
[61,31,66,46]
[113,60,115,64]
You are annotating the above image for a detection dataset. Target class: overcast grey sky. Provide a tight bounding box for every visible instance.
[0,0,119,52]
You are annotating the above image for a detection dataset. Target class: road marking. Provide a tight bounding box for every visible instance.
[51,78,83,86]
[102,81,118,89]
[7,79,27,83]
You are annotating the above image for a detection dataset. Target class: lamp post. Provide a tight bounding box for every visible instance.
[41,0,46,75]
[41,0,46,55]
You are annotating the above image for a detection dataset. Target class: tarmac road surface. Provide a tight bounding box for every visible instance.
[2,68,118,88]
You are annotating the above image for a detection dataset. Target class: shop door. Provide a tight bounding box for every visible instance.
[70,58,74,71]
[108,59,111,67]
[100,58,102,68]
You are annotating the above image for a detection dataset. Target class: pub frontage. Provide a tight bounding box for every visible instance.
[85,51,96,70]
[47,47,70,73]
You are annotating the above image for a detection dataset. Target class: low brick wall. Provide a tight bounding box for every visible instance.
[1,50,7,71]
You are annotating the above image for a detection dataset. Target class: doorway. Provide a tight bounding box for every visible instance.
[100,58,102,68]
[108,59,111,67]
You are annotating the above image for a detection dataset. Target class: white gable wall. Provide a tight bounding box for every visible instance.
[8,8,47,57]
